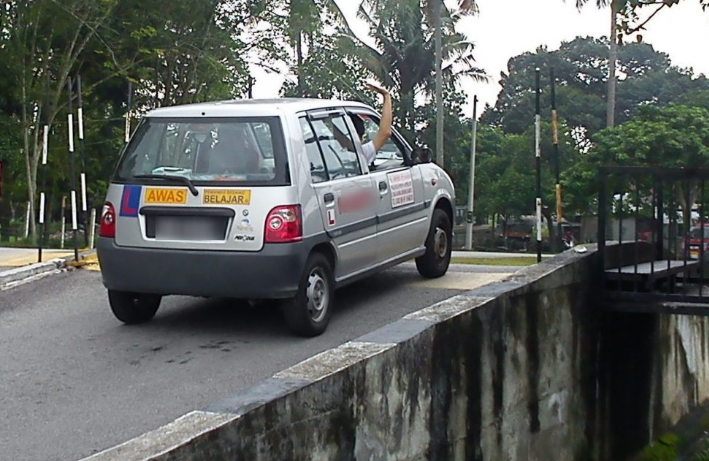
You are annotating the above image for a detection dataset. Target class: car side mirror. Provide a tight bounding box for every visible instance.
[413,147,433,164]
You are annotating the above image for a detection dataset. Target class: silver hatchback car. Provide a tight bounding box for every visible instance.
[97,99,455,336]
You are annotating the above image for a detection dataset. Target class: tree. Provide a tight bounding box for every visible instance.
[564,104,709,215]
[423,0,478,167]
[279,0,352,96]
[571,0,709,127]
[570,0,620,127]
[474,121,579,237]
[482,37,709,147]
[0,0,124,239]
[341,0,485,151]
[0,0,258,240]
[281,37,371,100]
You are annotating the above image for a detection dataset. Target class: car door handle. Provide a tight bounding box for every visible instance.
[379,181,388,192]
[324,193,335,203]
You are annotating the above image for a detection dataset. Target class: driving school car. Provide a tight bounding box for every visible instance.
[97,98,455,337]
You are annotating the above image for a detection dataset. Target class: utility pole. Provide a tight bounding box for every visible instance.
[125,81,133,144]
[67,77,79,262]
[434,3,444,168]
[551,68,563,252]
[535,68,542,263]
[77,75,88,247]
[465,95,479,251]
[37,126,48,263]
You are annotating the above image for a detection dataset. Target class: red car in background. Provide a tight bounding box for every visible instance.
[686,224,709,260]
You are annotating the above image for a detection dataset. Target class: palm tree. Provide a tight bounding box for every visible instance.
[340,0,484,151]
[426,0,478,167]
[284,0,350,96]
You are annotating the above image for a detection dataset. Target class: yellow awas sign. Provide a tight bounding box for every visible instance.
[203,189,251,206]
[144,188,188,205]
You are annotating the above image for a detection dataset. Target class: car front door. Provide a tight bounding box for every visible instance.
[299,110,378,281]
[348,110,428,264]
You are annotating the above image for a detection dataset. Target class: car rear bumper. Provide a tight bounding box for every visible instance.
[96,238,311,299]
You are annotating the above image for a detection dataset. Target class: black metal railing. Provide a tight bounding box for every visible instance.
[599,167,709,311]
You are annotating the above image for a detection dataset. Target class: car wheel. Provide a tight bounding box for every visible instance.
[282,253,334,337]
[108,290,162,325]
[416,209,452,279]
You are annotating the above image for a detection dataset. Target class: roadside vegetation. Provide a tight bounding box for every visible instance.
[1,0,707,249]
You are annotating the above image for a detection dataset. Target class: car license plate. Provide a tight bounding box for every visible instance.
[153,216,227,241]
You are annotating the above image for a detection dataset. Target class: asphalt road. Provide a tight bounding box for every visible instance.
[0,263,517,461]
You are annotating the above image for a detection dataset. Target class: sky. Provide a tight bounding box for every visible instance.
[251,0,709,115]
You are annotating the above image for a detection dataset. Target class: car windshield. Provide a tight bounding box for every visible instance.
[690,227,709,239]
[114,117,289,185]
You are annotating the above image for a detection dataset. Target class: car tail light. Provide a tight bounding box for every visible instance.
[99,202,116,238]
[265,205,302,243]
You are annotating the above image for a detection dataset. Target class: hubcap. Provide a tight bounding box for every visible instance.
[434,227,448,259]
[306,269,329,323]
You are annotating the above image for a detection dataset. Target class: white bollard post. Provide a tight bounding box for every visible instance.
[60,196,66,249]
[89,208,97,249]
[24,201,30,239]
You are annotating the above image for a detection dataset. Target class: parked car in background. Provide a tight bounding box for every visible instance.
[685,224,709,260]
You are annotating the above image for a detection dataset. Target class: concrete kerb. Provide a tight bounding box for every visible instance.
[77,246,596,461]
[0,249,96,290]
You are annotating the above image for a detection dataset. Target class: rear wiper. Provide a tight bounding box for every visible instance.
[133,174,199,197]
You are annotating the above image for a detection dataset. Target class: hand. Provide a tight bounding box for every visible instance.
[366,82,389,97]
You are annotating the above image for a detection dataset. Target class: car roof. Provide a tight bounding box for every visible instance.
[145,98,374,118]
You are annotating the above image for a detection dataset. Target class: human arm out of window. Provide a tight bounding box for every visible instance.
[366,83,392,152]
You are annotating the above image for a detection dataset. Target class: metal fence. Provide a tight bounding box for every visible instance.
[599,166,709,313]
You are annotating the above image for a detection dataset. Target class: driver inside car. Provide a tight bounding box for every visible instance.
[208,125,261,176]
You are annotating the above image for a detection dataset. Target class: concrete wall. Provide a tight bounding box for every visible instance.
[83,248,709,461]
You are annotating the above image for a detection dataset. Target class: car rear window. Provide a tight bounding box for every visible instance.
[690,227,709,239]
[114,117,289,185]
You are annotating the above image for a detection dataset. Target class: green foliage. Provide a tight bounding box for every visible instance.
[340,0,485,142]
[564,104,709,215]
[593,105,709,167]
[631,433,679,461]
[0,0,261,234]
[1,2,708,244]
[482,37,709,138]
[695,440,709,461]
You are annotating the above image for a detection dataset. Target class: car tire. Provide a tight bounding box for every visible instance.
[282,253,334,337]
[416,209,452,279]
[108,290,162,325]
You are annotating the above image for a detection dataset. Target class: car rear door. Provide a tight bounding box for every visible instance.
[299,110,378,280]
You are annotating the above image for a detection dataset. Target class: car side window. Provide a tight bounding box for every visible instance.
[299,117,328,184]
[354,113,406,171]
[307,114,362,180]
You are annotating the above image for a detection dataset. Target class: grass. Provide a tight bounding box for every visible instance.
[451,256,547,266]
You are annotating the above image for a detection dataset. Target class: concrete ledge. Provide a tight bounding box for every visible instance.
[357,318,435,344]
[81,411,238,461]
[0,259,64,290]
[0,249,96,290]
[274,341,393,381]
[76,247,602,461]
[205,377,312,416]
[73,242,709,460]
